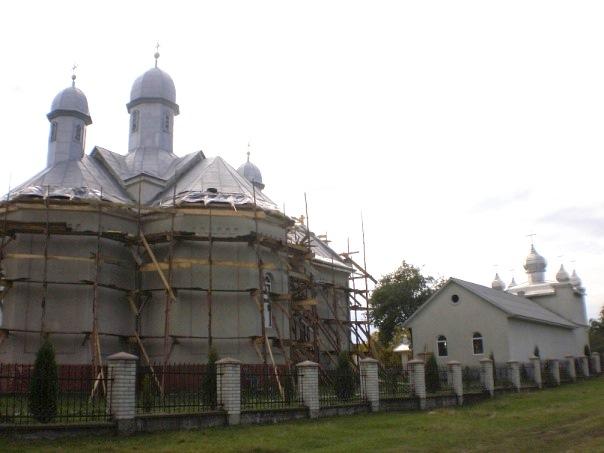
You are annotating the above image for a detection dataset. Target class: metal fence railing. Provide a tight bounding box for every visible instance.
[519,363,536,387]
[319,368,364,407]
[0,363,111,425]
[241,365,302,410]
[378,366,412,399]
[574,359,585,378]
[462,366,484,394]
[493,364,514,389]
[559,361,573,383]
[425,366,453,395]
[136,364,217,415]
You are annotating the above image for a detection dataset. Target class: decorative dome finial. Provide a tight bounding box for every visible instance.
[492,273,506,291]
[524,243,547,284]
[556,264,570,282]
[154,42,160,68]
[570,269,582,287]
[71,64,77,87]
[247,142,251,162]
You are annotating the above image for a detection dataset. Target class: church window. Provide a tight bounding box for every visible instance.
[451,294,460,304]
[50,122,57,142]
[472,332,484,355]
[162,112,171,133]
[131,110,139,133]
[437,335,448,357]
[74,124,82,142]
[263,274,272,328]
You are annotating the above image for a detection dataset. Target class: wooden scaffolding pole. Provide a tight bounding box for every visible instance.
[207,206,213,348]
[40,187,50,335]
[91,194,106,396]
[162,190,177,386]
[251,185,268,364]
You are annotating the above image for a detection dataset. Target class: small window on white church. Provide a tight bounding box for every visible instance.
[472,332,484,355]
[162,112,171,133]
[50,122,57,142]
[437,335,448,357]
[74,125,82,142]
[263,274,272,328]
[131,110,139,133]
[451,294,460,304]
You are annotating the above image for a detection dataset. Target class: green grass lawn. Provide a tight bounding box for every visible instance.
[1,377,602,452]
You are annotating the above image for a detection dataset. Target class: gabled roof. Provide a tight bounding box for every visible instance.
[404,278,576,329]
[152,156,279,211]
[93,147,202,183]
[9,156,133,204]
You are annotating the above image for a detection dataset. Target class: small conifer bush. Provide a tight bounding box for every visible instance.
[202,347,218,408]
[425,354,441,393]
[335,352,355,401]
[140,374,154,412]
[29,340,59,423]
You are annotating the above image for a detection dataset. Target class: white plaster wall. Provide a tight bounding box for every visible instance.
[507,318,578,360]
[407,282,510,366]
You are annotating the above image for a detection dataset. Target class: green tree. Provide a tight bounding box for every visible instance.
[29,340,59,423]
[370,261,445,344]
[588,306,604,352]
[201,347,219,408]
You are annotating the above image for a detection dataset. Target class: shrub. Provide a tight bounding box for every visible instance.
[335,352,355,401]
[533,346,540,358]
[584,344,591,356]
[202,347,218,408]
[425,354,441,393]
[28,340,59,423]
[140,374,154,412]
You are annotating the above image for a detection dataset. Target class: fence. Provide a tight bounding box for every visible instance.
[378,366,412,399]
[520,363,536,388]
[0,363,111,425]
[559,361,572,383]
[136,364,216,415]
[425,366,453,395]
[241,365,302,410]
[319,368,364,407]
[462,366,484,394]
[493,364,514,389]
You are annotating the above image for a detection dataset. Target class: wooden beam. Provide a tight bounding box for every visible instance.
[140,233,177,302]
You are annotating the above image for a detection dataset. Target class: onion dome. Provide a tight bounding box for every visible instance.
[556,265,570,283]
[237,152,265,190]
[524,245,547,274]
[570,269,582,287]
[508,277,517,288]
[48,83,91,125]
[127,67,178,113]
[491,273,506,290]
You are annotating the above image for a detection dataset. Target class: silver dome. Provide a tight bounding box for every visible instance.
[570,269,582,287]
[491,273,505,290]
[237,159,264,190]
[556,264,570,282]
[130,67,176,104]
[524,245,547,274]
[48,86,92,125]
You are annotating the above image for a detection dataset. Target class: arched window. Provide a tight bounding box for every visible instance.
[131,110,139,133]
[50,122,57,142]
[263,274,272,328]
[437,335,448,357]
[73,124,82,142]
[472,332,484,355]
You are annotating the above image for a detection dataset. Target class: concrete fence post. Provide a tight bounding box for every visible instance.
[216,358,241,425]
[359,358,379,412]
[591,353,602,374]
[530,356,542,389]
[408,359,426,410]
[565,356,576,382]
[578,356,589,377]
[107,352,138,435]
[480,358,494,397]
[549,359,561,386]
[507,361,521,391]
[296,360,320,418]
[447,361,463,405]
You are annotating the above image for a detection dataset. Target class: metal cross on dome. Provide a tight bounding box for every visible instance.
[154,42,160,68]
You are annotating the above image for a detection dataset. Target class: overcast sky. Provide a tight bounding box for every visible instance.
[1,1,602,319]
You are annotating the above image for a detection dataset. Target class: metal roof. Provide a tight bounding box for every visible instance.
[9,155,132,203]
[404,278,576,329]
[451,278,576,328]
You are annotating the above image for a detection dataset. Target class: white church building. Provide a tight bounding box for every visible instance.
[404,246,590,365]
